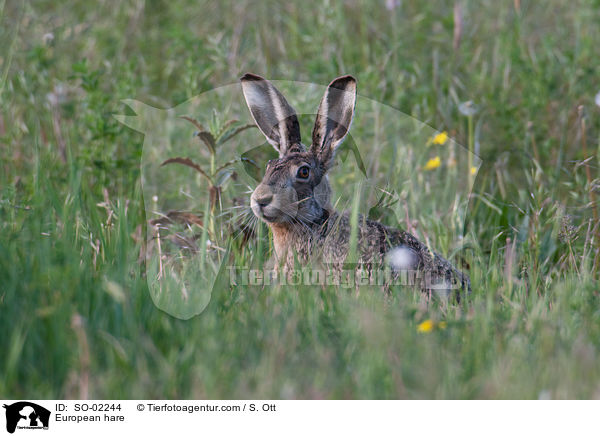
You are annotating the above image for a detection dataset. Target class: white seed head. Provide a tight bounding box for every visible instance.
[458,100,479,116]
[387,246,417,271]
[43,32,54,45]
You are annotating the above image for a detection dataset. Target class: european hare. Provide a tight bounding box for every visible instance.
[241,73,470,295]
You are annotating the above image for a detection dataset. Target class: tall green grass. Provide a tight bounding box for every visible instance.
[1,0,599,399]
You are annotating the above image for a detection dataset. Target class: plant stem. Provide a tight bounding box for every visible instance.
[579,107,599,273]
[347,182,362,268]
[209,152,216,238]
[468,115,474,186]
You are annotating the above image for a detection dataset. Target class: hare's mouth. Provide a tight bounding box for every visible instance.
[251,198,285,223]
[259,212,279,223]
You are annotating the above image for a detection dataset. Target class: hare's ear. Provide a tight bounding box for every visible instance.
[240,73,303,157]
[310,75,356,169]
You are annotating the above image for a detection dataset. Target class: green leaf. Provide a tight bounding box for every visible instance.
[240,144,277,181]
[196,131,216,154]
[337,137,367,178]
[180,116,215,154]
[214,158,239,175]
[180,115,207,132]
[215,167,235,187]
[216,123,256,147]
[216,119,238,139]
[161,157,212,182]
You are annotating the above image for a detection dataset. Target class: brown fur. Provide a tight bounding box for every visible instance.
[241,73,471,297]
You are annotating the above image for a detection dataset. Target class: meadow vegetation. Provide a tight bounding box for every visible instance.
[1,0,600,398]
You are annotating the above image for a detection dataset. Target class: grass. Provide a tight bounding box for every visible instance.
[1,0,600,399]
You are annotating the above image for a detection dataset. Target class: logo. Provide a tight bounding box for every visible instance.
[3,402,50,433]
[115,79,479,319]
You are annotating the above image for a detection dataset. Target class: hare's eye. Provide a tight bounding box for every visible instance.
[296,166,310,179]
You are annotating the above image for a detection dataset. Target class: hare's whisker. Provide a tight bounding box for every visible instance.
[288,197,311,206]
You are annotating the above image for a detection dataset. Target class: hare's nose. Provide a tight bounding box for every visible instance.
[256,195,273,208]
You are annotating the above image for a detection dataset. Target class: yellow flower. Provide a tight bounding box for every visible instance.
[417,319,435,333]
[423,156,441,171]
[470,166,477,175]
[432,131,449,145]
[417,319,447,333]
